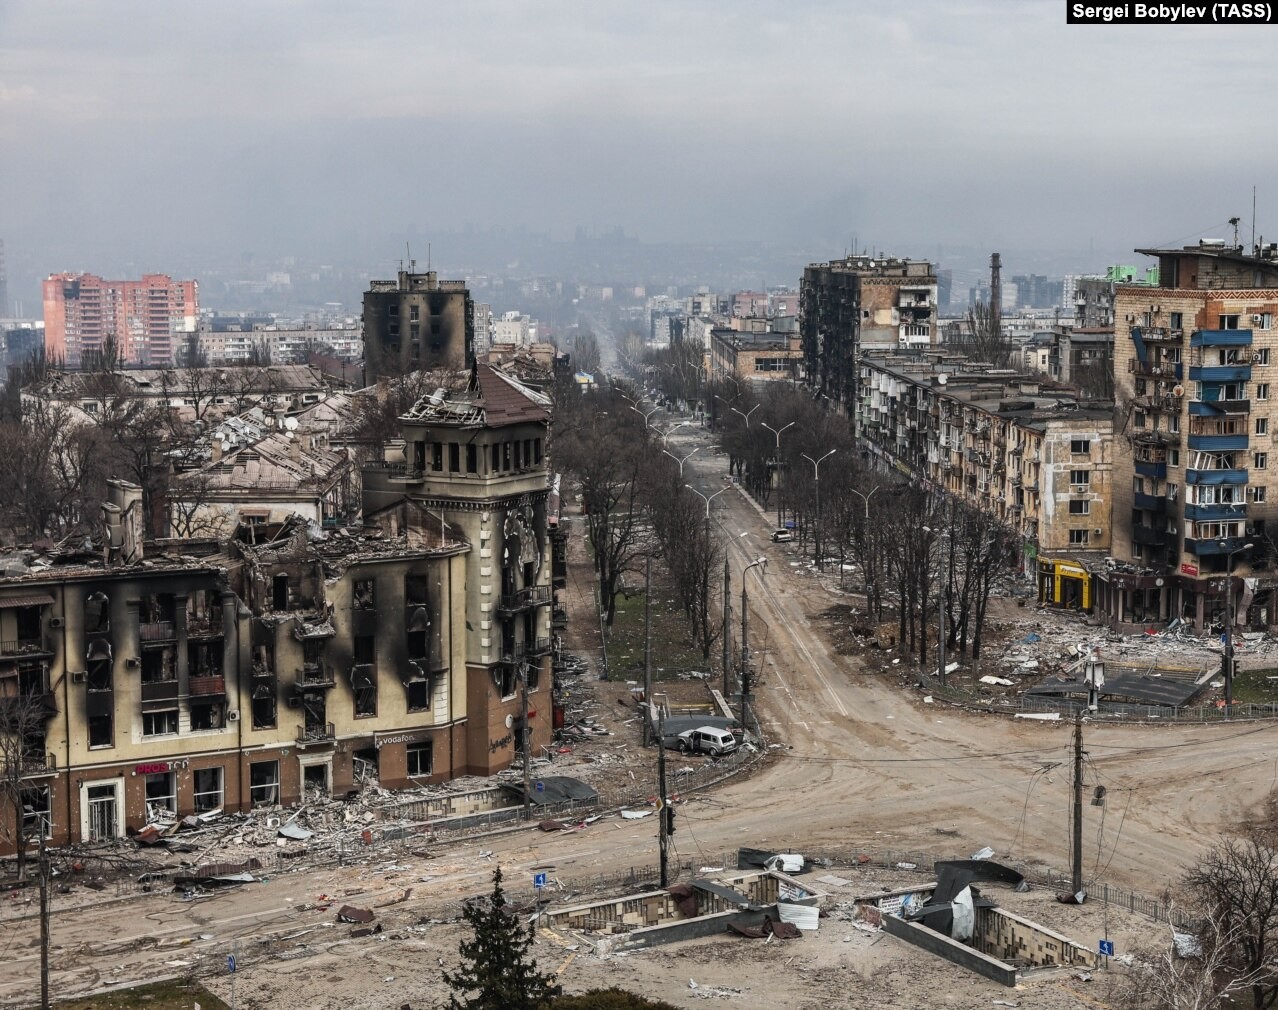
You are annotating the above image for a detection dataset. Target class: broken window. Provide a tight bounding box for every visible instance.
[499,664,516,698]
[353,666,377,718]
[407,742,432,778]
[431,443,443,472]
[140,647,175,684]
[193,767,224,812]
[190,702,224,731]
[88,714,112,748]
[251,690,277,730]
[352,579,375,610]
[1068,500,1090,515]
[407,681,431,711]
[272,574,289,610]
[144,772,177,820]
[21,786,51,839]
[86,642,112,692]
[189,640,223,678]
[448,443,460,473]
[1069,439,1090,455]
[466,443,478,474]
[142,710,178,737]
[85,592,110,633]
[249,760,280,806]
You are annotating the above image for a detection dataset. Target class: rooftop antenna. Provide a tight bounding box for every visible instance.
[1230,216,1241,250]
[428,242,431,272]
[1253,187,1258,253]
[406,242,415,273]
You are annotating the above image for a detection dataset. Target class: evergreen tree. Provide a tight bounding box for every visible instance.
[444,867,562,1010]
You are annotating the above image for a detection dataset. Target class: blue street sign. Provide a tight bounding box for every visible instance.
[227,953,237,973]
[535,781,545,793]
[534,872,548,889]
[1099,939,1114,956]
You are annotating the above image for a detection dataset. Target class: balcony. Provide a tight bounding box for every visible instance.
[1138,327,1184,343]
[1132,526,1174,547]
[1184,502,1247,521]
[1134,460,1167,479]
[1189,365,1251,383]
[186,615,224,639]
[1133,492,1168,512]
[140,680,180,704]
[1191,398,1250,416]
[3,751,57,777]
[139,621,176,643]
[1186,468,1247,486]
[1128,359,1183,379]
[1185,537,1251,556]
[497,585,552,614]
[500,637,553,663]
[297,722,336,746]
[189,675,227,697]
[1190,328,1253,347]
[298,665,335,689]
[1187,434,1249,452]
[0,636,52,658]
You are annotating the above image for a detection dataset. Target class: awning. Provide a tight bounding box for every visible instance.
[0,594,54,609]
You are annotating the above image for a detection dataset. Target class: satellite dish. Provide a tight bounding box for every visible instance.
[937,373,948,385]
[1155,577,1165,587]
[284,417,299,431]
[1172,385,1185,397]
[505,714,514,730]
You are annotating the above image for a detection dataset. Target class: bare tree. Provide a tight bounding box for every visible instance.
[1183,830,1278,1009]
[960,301,1014,367]
[0,688,54,883]
[1111,914,1268,1010]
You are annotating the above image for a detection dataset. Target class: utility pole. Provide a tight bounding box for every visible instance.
[741,576,750,727]
[39,830,49,1010]
[722,560,731,700]
[657,710,669,887]
[1072,710,1084,896]
[643,555,652,746]
[521,664,532,821]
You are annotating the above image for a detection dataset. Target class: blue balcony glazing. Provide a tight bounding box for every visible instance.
[1134,460,1167,479]
[1187,434,1249,451]
[1184,537,1250,556]
[1189,365,1251,383]
[1184,502,1246,521]
[1190,399,1250,415]
[1185,468,1248,485]
[1133,492,1167,512]
[1190,329,1253,347]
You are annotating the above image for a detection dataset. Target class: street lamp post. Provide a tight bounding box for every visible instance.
[741,557,767,733]
[684,484,731,533]
[731,404,761,429]
[847,485,881,612]
[630,404,660,430]
[801,449,838,570]
[923,526,952,685]
[662,446,701,477]
[761,421,796,528]
[1221,539,1254,707]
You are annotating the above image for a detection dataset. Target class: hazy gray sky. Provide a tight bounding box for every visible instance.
[0,1,1271,283]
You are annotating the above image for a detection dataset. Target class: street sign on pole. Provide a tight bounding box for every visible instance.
[1099,939,1114,956]
[227,954,237,973]
[534,872,548,889]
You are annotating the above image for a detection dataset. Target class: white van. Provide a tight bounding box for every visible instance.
[677,726,739,757]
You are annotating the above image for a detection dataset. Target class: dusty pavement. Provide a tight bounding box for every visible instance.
[3,419,1276,1008]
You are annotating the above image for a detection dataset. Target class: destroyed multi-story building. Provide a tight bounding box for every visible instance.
[800,256,937,411]
[857,353,1112,603]
[1104,239,1278,631]
[0,364,555,854]
[362,270,473,381]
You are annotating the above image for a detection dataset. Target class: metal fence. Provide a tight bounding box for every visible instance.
[929,684,1278,724]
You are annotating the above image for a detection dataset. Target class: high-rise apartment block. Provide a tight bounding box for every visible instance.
[41,272,199,367]
[362,270,473,381]
[800,256,937,411]
[1104,240,1278,631]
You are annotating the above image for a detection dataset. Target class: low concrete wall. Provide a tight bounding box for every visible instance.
[975,906,1097,969]
[883,914,1018,988]
[606,907,776,953]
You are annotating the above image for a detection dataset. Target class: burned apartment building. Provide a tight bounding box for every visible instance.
[0,364,555,855]
[800,256,937,412]
[857,353,1112,605]
[1104,239,1278,632]
[362,269,474,382]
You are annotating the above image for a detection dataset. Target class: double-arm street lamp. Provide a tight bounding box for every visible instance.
[662,446,701,477]
[761,421,796,528]
[801,449,838,570]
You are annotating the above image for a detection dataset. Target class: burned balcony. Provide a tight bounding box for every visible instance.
[189,675,227,697]
[140,679,180,704]
[297,665,335,690]
[497,585,552,614]
[297,721,336,746]
[139,621,176,644]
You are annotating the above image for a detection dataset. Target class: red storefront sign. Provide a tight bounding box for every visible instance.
[1180,563,1199,577]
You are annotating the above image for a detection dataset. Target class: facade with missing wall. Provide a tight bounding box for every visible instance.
[0,365,555,856]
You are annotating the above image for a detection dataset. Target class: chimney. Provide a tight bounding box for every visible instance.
[211,440,223,463]
[289,434,301,462]
[104,479,144,564]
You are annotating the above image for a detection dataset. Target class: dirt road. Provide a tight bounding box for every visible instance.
[2,420,1273,1006]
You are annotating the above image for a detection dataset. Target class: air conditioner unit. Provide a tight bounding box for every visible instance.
[226,710,240,722]
[1254,315,1265,324]
[71,671,87,684]
[1094,528,1104,535]
[125,657,139,669]
[287,696,302,708]
[49,617,64,628]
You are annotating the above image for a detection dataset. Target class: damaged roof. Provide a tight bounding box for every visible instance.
[177,432,351,492]
[401,363,550,429]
